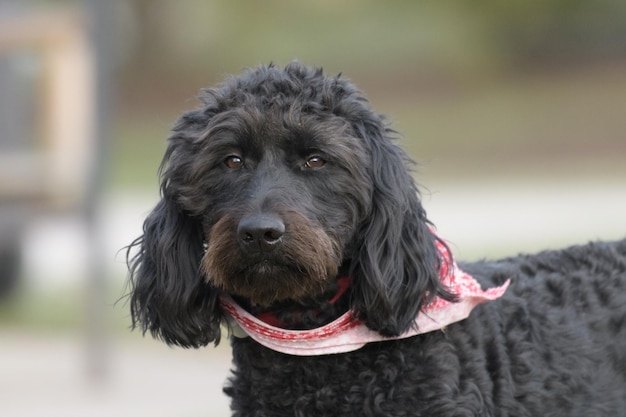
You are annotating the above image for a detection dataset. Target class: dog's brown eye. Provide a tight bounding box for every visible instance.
[305,155,326,169]
[225,155,243,169]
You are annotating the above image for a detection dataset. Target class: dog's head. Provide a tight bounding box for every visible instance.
[127,62,454,348]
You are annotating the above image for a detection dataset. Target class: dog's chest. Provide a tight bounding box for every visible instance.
[225,334,486,416]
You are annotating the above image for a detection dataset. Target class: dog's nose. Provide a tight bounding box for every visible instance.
[237,215,285,250]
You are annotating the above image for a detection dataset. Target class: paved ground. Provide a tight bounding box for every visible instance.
[0,330,232,417]
[423,179,626,259]
[3,179,625,416]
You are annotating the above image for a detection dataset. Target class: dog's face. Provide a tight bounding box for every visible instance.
[127,63,454,348]
[198,109,370,306]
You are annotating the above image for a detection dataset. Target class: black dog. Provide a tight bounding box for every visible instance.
[127,62,626,416]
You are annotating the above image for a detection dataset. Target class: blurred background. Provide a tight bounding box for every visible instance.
[1,1,625,416]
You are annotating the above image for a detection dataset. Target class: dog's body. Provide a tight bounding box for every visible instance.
[226,242,626,416]
[127,62,626,416]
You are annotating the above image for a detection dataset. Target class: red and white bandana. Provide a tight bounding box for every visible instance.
[220,238,509,356]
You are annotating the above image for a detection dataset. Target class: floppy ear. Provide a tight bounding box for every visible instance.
[127,197,222,348]
[126,111,223,348]
[349,115,456,337]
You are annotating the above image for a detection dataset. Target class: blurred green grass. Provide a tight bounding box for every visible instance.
[390,65,626,165]
[0,287,87,331]
[0,284,132,334]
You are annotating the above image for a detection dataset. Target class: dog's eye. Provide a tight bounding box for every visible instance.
[225,155,244,169]
[305,155,326,169]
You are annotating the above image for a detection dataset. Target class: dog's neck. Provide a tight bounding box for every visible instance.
[236,275,352,330]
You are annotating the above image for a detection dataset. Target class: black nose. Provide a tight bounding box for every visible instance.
[237,215,285,250]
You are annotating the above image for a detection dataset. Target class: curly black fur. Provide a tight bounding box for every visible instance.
[127,62,626,416]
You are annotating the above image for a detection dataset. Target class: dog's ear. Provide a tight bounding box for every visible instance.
[126,117,223,348]
[349,115,456,337]
[127,198,222,348]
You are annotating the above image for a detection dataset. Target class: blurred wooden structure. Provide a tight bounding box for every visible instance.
[0,4,112,380]
[0,10,94,208]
